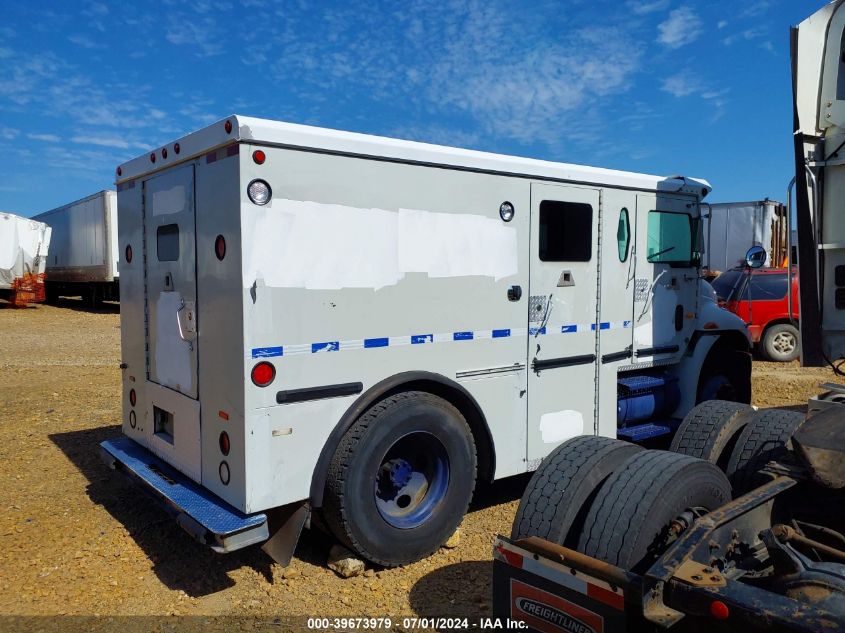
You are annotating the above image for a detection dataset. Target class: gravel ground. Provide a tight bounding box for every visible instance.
[0,302,838,624]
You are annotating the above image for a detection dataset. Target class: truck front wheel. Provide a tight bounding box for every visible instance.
[697,346,751,405]
[321,391,476,566]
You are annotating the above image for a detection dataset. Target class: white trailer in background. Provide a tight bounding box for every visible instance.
[33,190,119,306]
[701,199,789,273]
[0,212,51,307]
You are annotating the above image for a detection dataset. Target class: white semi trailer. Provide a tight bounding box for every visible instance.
[33,190,119,306]
[99,116,751,567]
[701,199,789,273]
[0,211,51,307]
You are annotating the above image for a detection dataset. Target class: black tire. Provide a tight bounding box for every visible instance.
[321,391,476,567]
[761,323,800,362]
[670,400,755,470]
[511,436,642,547]
[697,345,751,405]
[726,408,805,495]
[578,451,731,572]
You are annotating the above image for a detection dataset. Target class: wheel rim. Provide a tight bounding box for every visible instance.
[771,331,796,356]
[699,374,737,402]
[374,431,450,529]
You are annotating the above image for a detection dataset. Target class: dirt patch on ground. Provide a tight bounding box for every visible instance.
[0,302,837,620]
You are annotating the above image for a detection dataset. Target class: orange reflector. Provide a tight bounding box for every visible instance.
[703,322,719,330]
[710,600,729,620]
[218,410,229,421]
[251,361,276,387]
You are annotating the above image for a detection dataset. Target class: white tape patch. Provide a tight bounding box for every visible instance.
[539,410,584,444]
[151,184,187,216]
[242,199,518,290]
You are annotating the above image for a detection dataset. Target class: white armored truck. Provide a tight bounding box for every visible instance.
[99,116,750,567]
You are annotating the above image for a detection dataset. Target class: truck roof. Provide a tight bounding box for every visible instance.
[117,115,710,197]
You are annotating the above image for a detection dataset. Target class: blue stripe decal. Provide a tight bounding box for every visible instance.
[364,337,389,348]
[529,326,547,336]
[453,331,473,341]
[561,325,577,333]
[591,322,611,331]
[411,334,433,344]
[623,320,632,328]
[251,346,283,358]
[492,329,511,338]
[312,341,339,353]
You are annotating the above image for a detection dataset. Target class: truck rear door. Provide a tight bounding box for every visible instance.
[142,164,202,481]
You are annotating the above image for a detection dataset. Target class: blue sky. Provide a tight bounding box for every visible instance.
[0,0,828,216]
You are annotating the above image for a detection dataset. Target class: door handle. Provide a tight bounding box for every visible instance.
[176,300,197,342]
[508,285,522,302]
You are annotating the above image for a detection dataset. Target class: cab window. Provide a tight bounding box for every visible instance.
[646,211,692,265]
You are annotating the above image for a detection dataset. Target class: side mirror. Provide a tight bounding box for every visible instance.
[745,245,767,269]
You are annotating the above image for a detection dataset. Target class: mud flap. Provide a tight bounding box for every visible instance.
[261,502,310,567]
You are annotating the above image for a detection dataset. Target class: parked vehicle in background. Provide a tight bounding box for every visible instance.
[33,190,119,306]
[701,199,790,277]
[0,211,51,307]
[711,267,800,362]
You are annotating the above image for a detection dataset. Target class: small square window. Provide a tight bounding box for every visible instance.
[539,201,593,262]
[157,224,179,262]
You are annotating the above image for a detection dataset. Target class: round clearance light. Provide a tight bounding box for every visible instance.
[252,149,266,165]
[129,388,136,407]
[247,179,272,205]
[174,142,180,155]
[500,201,515,222]
[251,361,276,387]
[224,120,232,134]
[125,244,133,263]
[219,431,230,456]
[219,461,230,485]
[215,234,226,261]
[129,410,136,429]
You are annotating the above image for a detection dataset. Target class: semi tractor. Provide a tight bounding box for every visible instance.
[493,2,845,631]
[98,115,751,568]
[33,190,119,306]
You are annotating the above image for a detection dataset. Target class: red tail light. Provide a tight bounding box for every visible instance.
[251,361,275,387]
[215,235,226,260]
[252,150,266,164]
[219,431,230,456]
[129,389,136,407]
[125,244,133,263]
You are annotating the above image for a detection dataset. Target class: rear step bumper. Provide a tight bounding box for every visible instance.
[99,436,268,553]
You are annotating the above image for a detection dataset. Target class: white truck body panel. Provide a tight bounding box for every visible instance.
[114,116,745,518]
[33,190,118,283]
[0,212,51,290]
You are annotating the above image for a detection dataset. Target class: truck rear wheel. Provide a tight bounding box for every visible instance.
[669,400,754,470]
[511,436,641,547]
[577,451,731,572]
[321,391,476,567]
[726,408,805,495]
[761,323,800,362]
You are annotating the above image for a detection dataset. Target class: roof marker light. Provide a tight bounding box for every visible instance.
[224,120,232,134]
[117,166,122,177]
[174,143,180,155]
[150,152,156,163]
[161,148,168,159]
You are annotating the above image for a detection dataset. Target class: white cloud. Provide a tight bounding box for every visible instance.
[28,133,61,142]
[661,74,703,98]
[1,128,20,140]
[70,135,130,149]
[627,0,670,15]
[723,27,766,46]
[717,20,728,30]
[658,7,702,49]
[68,34,104,49]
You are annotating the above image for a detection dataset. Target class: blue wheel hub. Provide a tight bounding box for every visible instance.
[375,432,450,529]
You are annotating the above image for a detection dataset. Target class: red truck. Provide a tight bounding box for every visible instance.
[710,267,799,362]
